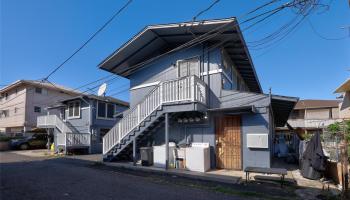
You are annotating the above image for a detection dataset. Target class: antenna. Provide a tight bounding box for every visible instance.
[97,83,107,96]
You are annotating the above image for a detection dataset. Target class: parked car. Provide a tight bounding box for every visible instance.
[10,133,48,150]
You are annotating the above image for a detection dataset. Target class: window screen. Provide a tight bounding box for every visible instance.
[34,106,41,113]
[98,102,106,118]
[178,58,199,78]
[35,87,42,94]
[68,103,74,117]
[107,104,114,118]
[74,102,80,117]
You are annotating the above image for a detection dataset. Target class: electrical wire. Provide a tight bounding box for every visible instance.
[307,19,348,41]
[44,0,133,80]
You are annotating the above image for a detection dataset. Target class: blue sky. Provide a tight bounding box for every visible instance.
[1,0,349,102]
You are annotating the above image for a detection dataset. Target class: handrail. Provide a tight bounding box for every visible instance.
[103,75,207,155]
[37,115,73,133]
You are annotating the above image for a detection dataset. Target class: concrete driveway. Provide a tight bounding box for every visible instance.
[0,151,245,200]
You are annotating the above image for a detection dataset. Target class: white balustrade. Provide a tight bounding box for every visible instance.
[103,75,207,154]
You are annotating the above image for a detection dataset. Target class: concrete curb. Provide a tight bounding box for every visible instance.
[102,162,242,185]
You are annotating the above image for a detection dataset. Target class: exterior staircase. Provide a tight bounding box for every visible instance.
[103,75,207,160]
[37,115,90,150]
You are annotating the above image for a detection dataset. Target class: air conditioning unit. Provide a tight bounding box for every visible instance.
[247,133,268,148]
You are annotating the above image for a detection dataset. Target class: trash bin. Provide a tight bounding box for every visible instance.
[140,147,153,166]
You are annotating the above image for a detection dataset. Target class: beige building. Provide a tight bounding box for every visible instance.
[334,78,350,119]
[0,80,81,134]
[287,99,342,134]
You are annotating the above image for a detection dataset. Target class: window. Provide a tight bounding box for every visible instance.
[1,110,9,118]
[68,101,80,118]
[97,102,106,118]
[97,101,115,119]
[14,107,18,113]
[177,57,200,78]
[107,104,114,118]
[4,93,8,100]
[34,106,41,113]
[35,87,42,94]
[222,75,232,90]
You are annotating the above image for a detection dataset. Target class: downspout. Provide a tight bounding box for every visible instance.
[268,88,274,167]
[88,100,93,153]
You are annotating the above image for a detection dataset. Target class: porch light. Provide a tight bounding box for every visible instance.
[203,112,208,120]
[177,118,183,123]
[195,117,201,122]
[189,118,194,122]
[183,118,188,123]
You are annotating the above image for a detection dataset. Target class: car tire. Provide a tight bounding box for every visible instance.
[20,143,29,150]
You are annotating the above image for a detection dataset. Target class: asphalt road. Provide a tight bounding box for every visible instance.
[0,151,244,200]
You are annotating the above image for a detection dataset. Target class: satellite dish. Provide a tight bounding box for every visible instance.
[97,83,107,96]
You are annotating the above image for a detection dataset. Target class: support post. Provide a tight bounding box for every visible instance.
[165,113,169,170]
[133,137,137,166]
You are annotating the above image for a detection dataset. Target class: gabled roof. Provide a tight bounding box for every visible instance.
[294,99,340,110]
[0,80,81,96]
[334,78,350,93]
[59,94,129,107]
[99,18,262,93]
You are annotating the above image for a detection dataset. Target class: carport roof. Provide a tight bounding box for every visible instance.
[271,95,299,127]
[99,18,262,93]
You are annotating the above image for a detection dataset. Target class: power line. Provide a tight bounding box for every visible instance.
[44,0,133,80]
[307,19,348,40]
[193,0,221,21]
[0,0,315,109]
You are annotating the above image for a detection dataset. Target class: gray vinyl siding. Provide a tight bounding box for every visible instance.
[110,44,275,169]
[65,100,90,133]
[128,45,226,108]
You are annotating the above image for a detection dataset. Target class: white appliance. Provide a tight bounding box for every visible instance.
[185,143,210,172]
[246,133,268,148]
[153,142,176,168]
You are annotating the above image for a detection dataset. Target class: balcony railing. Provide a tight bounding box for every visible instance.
[38,115,90,147]
[103,75,207,155]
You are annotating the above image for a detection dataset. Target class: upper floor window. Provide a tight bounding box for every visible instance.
[177,57,200,78]
[97,101,115,119]
[35,87,42,94]
[0,110,9,118]
[34,106,41,113]
[4,93,8,100]
[68,101,80,118]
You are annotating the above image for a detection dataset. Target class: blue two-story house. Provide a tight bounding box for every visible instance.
[99,18,298,170]
[37,94,128,154]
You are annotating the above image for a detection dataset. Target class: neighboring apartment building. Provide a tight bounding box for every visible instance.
[98,18,298,170]
[0,80,81,134]
[334,78,350,119]
[37,94,129,153]
[287,99,342,134]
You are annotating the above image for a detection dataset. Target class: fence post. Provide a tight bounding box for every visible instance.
[191,76,195,102]
[160,83,163,104]
[137,104,141,123]
[119,124,121,142]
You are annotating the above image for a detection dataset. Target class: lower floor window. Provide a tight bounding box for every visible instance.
[34,106,41,113]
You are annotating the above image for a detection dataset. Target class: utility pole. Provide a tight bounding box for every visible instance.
[341,120,349,199]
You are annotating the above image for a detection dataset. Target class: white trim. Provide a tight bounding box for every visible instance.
[222,71,233,84]
[67,100,81,119]
[177,57,200,78]
[200,69,223,76]
[96,101,115,120]
[130,81,160,91]
[81,107,90,110]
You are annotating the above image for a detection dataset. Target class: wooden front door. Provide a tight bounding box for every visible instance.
[215,116,242,170]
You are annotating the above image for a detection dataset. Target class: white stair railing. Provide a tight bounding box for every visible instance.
[103,75,207,155]
[37,115,90,146]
